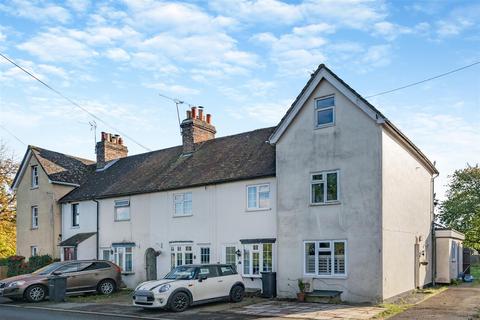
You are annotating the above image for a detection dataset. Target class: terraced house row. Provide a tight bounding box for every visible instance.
[13,65,459,303]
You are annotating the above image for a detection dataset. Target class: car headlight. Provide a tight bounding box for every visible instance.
[8,281,25,288]
[158,284,171,293]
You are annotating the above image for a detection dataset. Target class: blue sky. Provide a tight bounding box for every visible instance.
[0,0,479,198]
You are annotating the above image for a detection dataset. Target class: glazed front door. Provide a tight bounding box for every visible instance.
[63,247,76,261]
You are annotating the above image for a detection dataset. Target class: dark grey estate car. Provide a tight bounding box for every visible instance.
[0,260,122,302]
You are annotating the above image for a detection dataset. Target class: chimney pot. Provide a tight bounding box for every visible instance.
[186,110,192,119]
[206,114,211,124]
[191,107,197,119]
[180,107,216,154]
[198,108,204,121]
[96,132,128,169]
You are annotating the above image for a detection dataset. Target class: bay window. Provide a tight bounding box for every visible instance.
[304,240,347,277]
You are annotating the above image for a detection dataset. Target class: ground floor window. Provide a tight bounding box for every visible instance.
[224,246,237,267]
[200,247,210,264]
[114,246,133,272]
[171,245,193,269]
[101,248,111,261]
[304,240,346,277]
[63,247,75,261]
[31,246,38,257]
[243,243,274,276]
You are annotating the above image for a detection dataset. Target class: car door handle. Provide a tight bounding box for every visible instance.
[218,280,223,283]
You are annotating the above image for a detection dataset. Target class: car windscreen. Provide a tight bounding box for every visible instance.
[164,266,196,280]
[31,262,62,275]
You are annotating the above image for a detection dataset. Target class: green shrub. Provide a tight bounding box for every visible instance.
[0,258,7,266]
[27,255,53,273]
[6,254,53,277]
[7,255,27,277]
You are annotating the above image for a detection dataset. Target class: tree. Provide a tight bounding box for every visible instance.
[439,165,480,251]
[0,142,18,258]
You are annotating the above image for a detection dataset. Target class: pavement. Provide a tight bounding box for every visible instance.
[390,283,480,320]
[0,294,386,320]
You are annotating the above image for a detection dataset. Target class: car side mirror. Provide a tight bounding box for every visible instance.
[52,271,62,276]
[198,274,207,282]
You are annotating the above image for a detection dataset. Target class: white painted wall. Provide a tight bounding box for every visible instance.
[435,230,464,283]
[381,128,434,299]
[61,201,97,259]
[275,78,383,303]
[94,177,276,288]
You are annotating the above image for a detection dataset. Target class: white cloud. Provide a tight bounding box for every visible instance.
[229,100,291,124]
[362,44,392,68]
[104,48,130,62]
[18,29,98,62]
[0,58,69,84]
[66,0,90,13]
[210,0,386,29]
[1,0,71,24]
[436,19,474,37]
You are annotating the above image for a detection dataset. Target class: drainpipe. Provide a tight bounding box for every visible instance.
[93,199,99,260]
[431,172,439,286]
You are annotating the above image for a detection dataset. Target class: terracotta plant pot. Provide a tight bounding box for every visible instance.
[297,292,305,302]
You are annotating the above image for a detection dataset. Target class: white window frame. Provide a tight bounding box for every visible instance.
[31,246,38,257]
[242,243,274,277]
[31,165,39,188]
[246,183,271,211]
[314,95,335,128]
[31,206,39,229]
[310,170,340,205]
[173,192,193,217]
[113,246,133,273]
[114,199,130,221]
[200,247,210,264]
[223,245,238,267]
[170,245,193,269]
[303,240,347,278]
[101,248,112,261]
[71,203,80,227]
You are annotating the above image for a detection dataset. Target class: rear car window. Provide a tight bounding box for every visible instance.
[83,262,111,271]
[197,266,219,278]
[219,265,236,276]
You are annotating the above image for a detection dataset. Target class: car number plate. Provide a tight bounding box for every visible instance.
[136,296,148,302]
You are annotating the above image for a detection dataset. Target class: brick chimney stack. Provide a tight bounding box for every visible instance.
[180,106,216,154]
[96,132,128,169]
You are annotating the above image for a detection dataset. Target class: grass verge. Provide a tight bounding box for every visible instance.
[66,289,133,303]
[471,265,480,285]
[374,286,447,319]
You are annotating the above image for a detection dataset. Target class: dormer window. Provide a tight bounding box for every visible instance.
[315,96,335,128]
[31,165,39,188]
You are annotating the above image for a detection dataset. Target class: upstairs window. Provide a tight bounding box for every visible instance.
[115,199,130,221]
[31,165,39,188]
[31,206,39,229]
[174,192,192,217]
[72,203,79,227]
[315,96,335,128]
[311,171,339,204]
[247,184,270,210]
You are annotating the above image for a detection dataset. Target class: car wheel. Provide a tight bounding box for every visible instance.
[25,285,47,302]
[230,285,245,303]
[168,291,190,312]
[97,279,116,295]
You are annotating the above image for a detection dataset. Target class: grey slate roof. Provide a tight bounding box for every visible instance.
[31,146,95,185]
[59,232,96,247]
[60,127,276,203]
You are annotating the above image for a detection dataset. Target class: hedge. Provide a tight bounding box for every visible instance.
[6,255,53,277]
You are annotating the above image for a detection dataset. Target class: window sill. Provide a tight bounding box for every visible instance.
[71,226,80,229]
[122,272,135,276]
[242,275,262,279]
[173,214,193,218]
[115,219,131,222]
[31,227,39,230]
[310,201,341,207]
[246,208,271,212]
[30,186,39,190]
[314,123,335,130]
[305,274,347,280]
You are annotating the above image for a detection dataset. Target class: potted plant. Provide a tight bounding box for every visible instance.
[297,279,306,302]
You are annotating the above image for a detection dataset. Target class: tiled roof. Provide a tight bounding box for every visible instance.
[59,232,96,247]
[60,127,276,202]
[31,146,95,185]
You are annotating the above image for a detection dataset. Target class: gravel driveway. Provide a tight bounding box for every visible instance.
[390,283,480,320]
